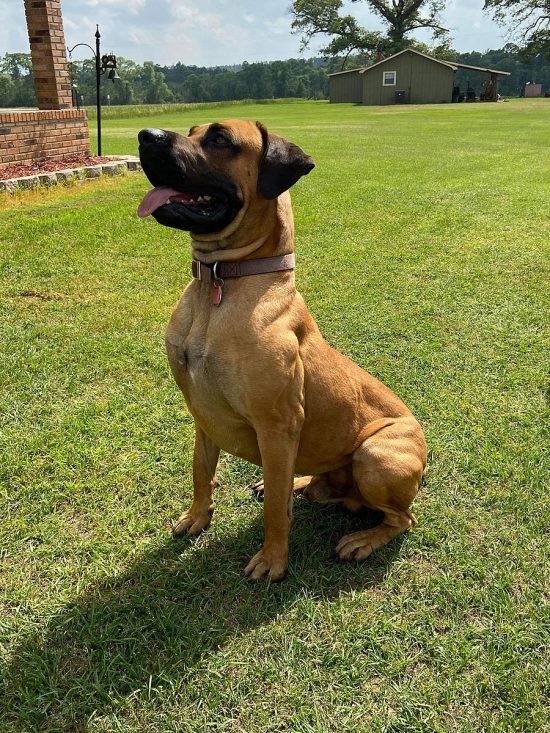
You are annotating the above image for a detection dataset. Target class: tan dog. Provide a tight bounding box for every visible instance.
[137,119,427,581]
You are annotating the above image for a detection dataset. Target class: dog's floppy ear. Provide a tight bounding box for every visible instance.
[256,122,315,200]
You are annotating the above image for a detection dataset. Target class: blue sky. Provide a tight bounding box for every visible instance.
[2,0,507,66]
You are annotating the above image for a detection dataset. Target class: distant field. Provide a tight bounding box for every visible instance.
[1,99,548,732]
[87,96,550,157]
[84,97,312,120]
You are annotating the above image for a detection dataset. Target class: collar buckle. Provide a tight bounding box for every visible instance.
[192,260,202,280]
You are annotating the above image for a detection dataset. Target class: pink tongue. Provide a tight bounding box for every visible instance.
[137,186,183,218]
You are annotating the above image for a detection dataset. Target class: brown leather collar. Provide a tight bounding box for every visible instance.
[191,253,295,282]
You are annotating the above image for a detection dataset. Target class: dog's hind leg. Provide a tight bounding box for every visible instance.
[172,425,220,537]
[301,466,364,511]
[251,468,364,512]
[249,473,327,498]
[335,416,427,561]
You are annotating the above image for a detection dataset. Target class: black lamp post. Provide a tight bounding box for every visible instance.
[68,25,119,156]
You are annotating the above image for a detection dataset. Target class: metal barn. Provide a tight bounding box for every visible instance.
[329,49,510,106]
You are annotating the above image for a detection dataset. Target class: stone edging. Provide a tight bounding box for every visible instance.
[0,155,142,193]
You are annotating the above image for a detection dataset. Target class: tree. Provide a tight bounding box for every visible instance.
[0,53,33,80]
[321,22,387,68]
[354,0,448,48]
[484,0,550,56]
[183,73,207,102]
[0,53,36,106]
[291,0,386,66]
[0,73,14,105]
[140,62,173,104]
[291,0,449,62]
[240,62,275,99]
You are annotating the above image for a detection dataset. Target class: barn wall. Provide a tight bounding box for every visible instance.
[362,51,454,105]
[409,53,454,104]
[363,54,413,105]
[329,70,363,103]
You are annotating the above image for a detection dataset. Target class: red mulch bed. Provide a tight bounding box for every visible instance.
[0,154,120,181]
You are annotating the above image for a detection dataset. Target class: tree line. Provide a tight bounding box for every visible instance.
[0,55,332,107]
[0,46,548,109]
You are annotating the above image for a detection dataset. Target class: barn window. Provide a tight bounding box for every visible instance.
[383,71,396,86]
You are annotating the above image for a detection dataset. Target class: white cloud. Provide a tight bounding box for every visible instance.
[0,0,30,53]
[170,3,204,25]
[265,15,294,38]
[85,0,147,13]
[169,3,247,51]
[3,0,508,65]
[127,26,153,46]
[170,3,239,38]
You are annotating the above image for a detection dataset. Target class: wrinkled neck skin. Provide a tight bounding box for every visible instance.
[190,191,295,264]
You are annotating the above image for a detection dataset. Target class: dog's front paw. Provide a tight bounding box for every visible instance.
[244,546,288,582]
[171,507,213,538]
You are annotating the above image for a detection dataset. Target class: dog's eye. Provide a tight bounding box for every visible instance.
[212,134,229,146]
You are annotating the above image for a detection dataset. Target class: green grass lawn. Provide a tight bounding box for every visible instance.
[1,99,549,732]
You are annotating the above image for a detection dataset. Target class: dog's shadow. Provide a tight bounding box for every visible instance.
[4,499,403,730]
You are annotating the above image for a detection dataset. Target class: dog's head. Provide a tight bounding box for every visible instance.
[137,119,314,236]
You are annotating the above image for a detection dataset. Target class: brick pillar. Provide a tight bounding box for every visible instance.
[23,0,73,110]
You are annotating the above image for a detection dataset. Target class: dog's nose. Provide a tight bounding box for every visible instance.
[138,128,168,146]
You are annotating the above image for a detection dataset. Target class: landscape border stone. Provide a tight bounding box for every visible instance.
[0,156,142,193]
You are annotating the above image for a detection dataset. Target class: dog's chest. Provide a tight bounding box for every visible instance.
[165,293,245,412]
[167,321,224,398]
[165,298,262,461]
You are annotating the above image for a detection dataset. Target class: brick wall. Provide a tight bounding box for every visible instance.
[24,0,73,110]
[0,109,90,168]
[2,0,92,169]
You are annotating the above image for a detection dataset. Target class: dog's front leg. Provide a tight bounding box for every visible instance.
[172,425,219,537]
[244,428,300,581]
